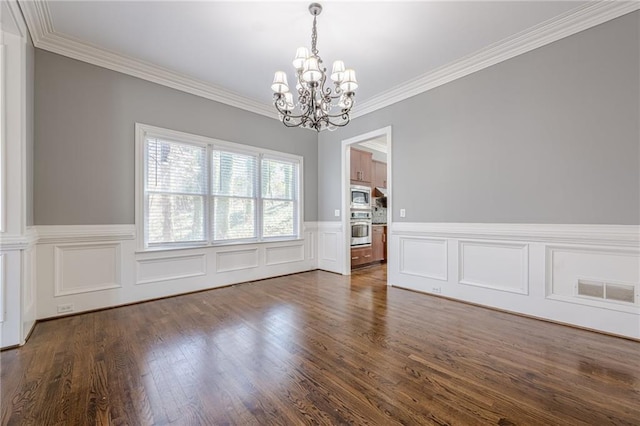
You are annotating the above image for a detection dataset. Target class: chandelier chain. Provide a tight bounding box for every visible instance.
[311,16,318,56]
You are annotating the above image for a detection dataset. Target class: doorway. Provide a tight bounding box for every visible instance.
[341,127,392,278]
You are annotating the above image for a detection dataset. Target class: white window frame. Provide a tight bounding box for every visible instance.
[135,123,303,251]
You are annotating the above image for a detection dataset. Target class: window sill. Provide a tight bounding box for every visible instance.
[135,237,304,254]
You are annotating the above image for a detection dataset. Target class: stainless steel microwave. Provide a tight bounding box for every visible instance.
[350,185,371,209]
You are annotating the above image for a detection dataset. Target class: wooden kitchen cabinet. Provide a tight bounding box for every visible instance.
[373,160,387,189]
[351,246,373,267]
[371,225,387,262]
[350,148,372,184]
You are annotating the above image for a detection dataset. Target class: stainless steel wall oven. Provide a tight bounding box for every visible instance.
[350,210,372,246]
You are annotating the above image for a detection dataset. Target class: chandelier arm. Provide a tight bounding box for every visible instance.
[326,115,351,128]
[324,110,353,119]
[282,118,306,128]
[274,107,312,122]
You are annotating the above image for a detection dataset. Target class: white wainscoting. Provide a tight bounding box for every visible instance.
[546,245,639,314]
[0,238,35,344]
[399,237,448,281]
[54,242,122,296]
[136,253,206,285]
[265,244,305,266]
[316,221,345,274]
[389,223,640,339]
[458,240,529,295]
[216,248,259,273]
[35,224,318,319]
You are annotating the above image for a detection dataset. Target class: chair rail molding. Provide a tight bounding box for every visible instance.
[391,222,640,247]
[36,224,136,245]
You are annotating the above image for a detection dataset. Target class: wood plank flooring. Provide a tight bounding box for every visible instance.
[2,265,639,425]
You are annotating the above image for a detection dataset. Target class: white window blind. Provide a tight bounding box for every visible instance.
[211,149,257,241]
[261,157,298,238]
[145,138,207,246]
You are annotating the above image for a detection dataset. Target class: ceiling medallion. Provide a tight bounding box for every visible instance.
[271,3,358,132]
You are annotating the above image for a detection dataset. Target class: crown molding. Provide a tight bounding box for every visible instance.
[18,0,640,122]
[352,1,640,119]
[19,0,277,120]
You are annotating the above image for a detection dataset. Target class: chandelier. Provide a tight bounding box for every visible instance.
[271,3,358,132]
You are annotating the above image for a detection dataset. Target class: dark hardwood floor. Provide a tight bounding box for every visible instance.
[2,265,639,425]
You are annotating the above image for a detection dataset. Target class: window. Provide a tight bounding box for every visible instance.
[211,148,257,241]
[145,139,207,246]
[136,124,302,250]
[262,157,298,238]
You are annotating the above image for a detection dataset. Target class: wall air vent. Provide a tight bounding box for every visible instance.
[577,280,604,298]
[605,283,635,303]
[577,279,636,304]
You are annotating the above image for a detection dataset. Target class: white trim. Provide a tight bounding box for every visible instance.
[341,126,392,276]
[36,224,135,245]
[0,227,37,250]
[134,123,145,251]
[352,1,640,118]
[18,0,640,120]
[391,222,640,247]
[0,0,32,348]
[0,234,30,250]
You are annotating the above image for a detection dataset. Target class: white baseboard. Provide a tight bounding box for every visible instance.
[389,223,640,339]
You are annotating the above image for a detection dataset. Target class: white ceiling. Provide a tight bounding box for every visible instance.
[21,1,637,118]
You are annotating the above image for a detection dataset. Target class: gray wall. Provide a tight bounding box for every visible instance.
[26,39,34,226]
[319,12,640,225]
[34,50,318,225]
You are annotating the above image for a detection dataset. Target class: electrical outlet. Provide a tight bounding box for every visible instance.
[432,287,441,294]
[57,304,74,314]
[334,209,340,217]
[400,208,406,218]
